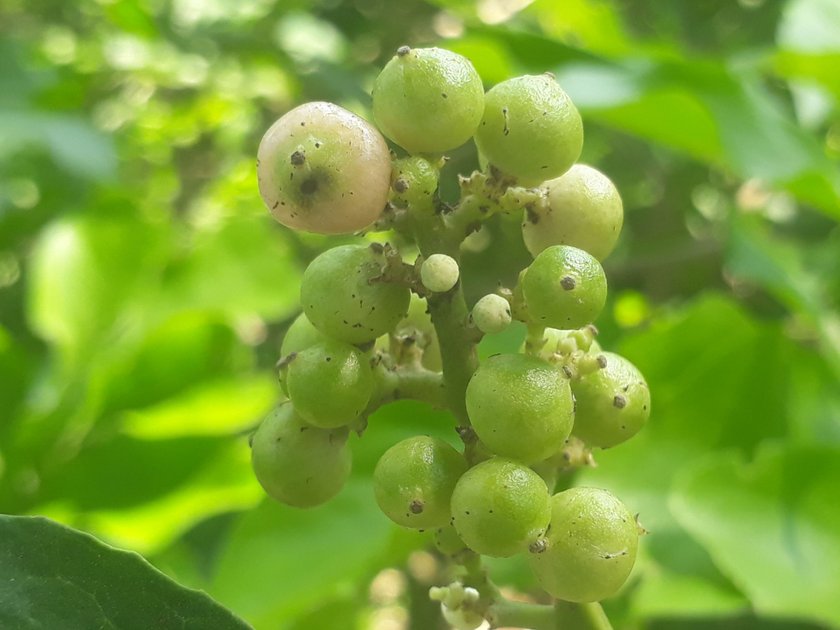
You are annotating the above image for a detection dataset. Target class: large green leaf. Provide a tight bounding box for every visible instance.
[671,445,840,628]
[0,515,249,630]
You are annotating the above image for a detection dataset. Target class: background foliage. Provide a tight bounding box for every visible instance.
[1,0,839,628]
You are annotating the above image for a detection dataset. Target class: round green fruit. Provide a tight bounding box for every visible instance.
[434,523,469,556]
[280,313,325,357]
[373,436,467,529]
[572,352,650,448]
[391,156,439,209]
[475,75,583,185]
[300,244,410,344]
[257,101,391,234]
[523,164,623,261]
[250,405,351,508]
[529,487,638,602]
[286,339,374,428]
[522,245,607,329]
[466,354,573,463]
[372,46,484,154]
[451,458,551,557]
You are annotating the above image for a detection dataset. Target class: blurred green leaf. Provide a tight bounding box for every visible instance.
[778,0,840,54]
[671,445,840,628]
[0,111,116,180]
[99,313,245,416]
[727,215,840,378]
[121,375,276,439]
[39,440,260,555]
[27,213,167,367]
[0,515,249,630]
[162,217,300,320]
[209,481,397,628]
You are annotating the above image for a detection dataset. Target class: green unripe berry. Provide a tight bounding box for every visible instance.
[523,164,623,261]
[250,405,351,508]
[450,458,551,557]
[374,436,467,529]
[280,313,325,357]
[391,156,439,208]
[301,244,410,344]
[434,523,469,556]
[572,352,650,448]
[466,354,573,463]
[286,339,374,428]
[421,254,460,293]
[372,46,484,154]
[475,75,583,185]
[470,293,511,334]
[257,102,391,234]
[529,487,638,602]
[522,245,607,329]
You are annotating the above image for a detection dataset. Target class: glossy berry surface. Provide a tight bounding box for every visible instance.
[466,353,573,463]
[250,404,351,508]
[572,352,650,448]
[529,487,638,602]
[451,458,551,557]
[522,245,607,329]
[374,436,467,529]
[286,339,374,428]
[372,47,484,154]
[475,75,582,185]
[523,164,624,261]
[257,102,391,234]
[300,244,410,344]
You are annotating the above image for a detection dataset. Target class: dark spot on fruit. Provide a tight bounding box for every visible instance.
[397,45,411,56]
[314,142,321,148]
[410,499,424,514]
[290,150,305,165]
[300,178,319,195]
[393,177,409,193]
[613,395,627,409]
[325,356,332,362]
[560,276,576,290]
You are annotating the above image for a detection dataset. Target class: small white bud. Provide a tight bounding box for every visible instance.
[421,254,460,293]
[471,294,511,334]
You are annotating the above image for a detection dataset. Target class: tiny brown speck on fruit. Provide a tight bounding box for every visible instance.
[613,395,627,409]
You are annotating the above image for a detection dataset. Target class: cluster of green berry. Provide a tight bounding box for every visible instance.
[251,45,650,624]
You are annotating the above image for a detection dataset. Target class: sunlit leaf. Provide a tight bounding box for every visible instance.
[671,445,840,628]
